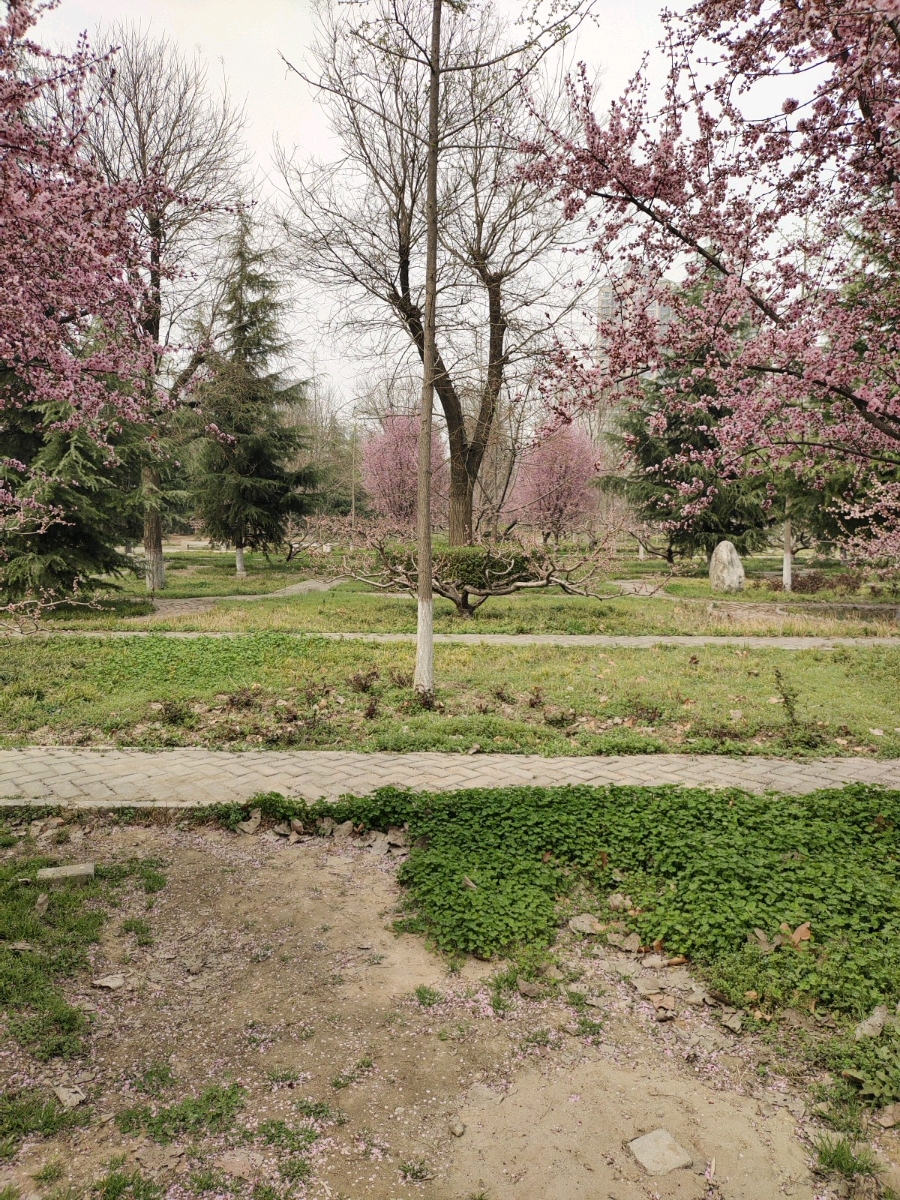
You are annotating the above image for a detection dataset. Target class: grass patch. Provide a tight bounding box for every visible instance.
[413,985,443,1007]
[1,634,898,759]
[115,1084,244,1144]
[812,1133,882,1179]
[31,1162,64,1186]
[131,1063,176,1096]
[121,918,153,947]
[0,855,167,1060]
[294,1100,346,1125]
[257,1119,318,1153]
[92,1160,162,1200]
[0,1091,88,1160]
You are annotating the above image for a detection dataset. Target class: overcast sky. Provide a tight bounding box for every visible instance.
[40,0,670,407]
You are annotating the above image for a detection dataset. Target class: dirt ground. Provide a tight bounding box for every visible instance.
[2,817,891,1200]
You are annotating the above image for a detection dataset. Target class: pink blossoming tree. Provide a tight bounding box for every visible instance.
[0,0,154,539]
[525,0,900,561]
[509,426,598,541]
[361,413,448,527]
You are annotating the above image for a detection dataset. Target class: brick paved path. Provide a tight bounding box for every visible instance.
[0,748,898,808]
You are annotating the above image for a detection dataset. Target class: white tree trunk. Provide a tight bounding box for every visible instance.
[414,0,442,702]
[782,518,792,592]
[235,544,246,576]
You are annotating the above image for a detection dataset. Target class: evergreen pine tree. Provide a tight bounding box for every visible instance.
[192,216,314,573]
[606,374,775,563]
[0,389,143,602]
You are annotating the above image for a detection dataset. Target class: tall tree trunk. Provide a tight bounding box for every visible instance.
[235,541,246,576]
[142,466,166,591]
[782,517,793,592]
[448,456,475,545]
[414,0,442,701]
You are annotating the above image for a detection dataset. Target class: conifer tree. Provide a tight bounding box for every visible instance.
[192,216,313,573]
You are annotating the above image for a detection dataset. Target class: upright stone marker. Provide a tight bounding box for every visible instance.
[709,540,745,593]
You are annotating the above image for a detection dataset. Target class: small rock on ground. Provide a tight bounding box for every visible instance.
[628,1128,694,1175]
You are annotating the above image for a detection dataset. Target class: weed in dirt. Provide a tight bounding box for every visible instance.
[189,1170,226,1194]
[413,985,443,1007]
[115,1083,244,1144]
[0,1090,87,1158]
[132,1063,176,1096]
[257,1120,318,1153]
[330,1057,373,1090]
[347,669,379,694]
[267,1068,302,1085]
[0,1187,19,1200]
[522,1028,552,1048]
[399,1160,432,1182]
[121,918,153,947]
[278,1159,312,1184]
[32,1162,64,1186]
[92,1160,161,1200]
[574,1015,604,1038]
[294,1100,346,1125]
[160,700,191,727]
[812,1133,882,1179]
[251,1186,281,1200]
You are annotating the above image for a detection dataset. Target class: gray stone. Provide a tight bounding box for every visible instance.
[236,809,261,835]
[332,820,355,839]
[34,892,49,915]
[53,1085,86,1111]
[634,975,664,997]
[449,1120,466,1137]
[36,862,94,888]
[855,1004,890,1040]
[92,973,126,990]
[628,1129,693,1175]
[568,913,601,934]
[709,540,745,593]
[517,976,542,998]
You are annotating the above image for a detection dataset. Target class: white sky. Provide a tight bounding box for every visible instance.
[40,0,671,407]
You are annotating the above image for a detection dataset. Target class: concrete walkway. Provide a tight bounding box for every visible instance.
[1,748,898,808]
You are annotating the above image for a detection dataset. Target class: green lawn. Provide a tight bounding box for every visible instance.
[43,582,900,638]
[2,633,898,757]
[102,549,324,599]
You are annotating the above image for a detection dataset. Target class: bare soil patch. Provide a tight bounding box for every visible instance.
[1,818,889,1200]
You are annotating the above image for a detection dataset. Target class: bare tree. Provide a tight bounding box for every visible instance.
[79,24,248,590]
[279,0,587,548]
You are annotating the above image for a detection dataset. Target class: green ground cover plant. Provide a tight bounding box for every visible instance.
[115,1083,244,1143]
[215,782,900,1107]
[0,847,167,1060]
[2,633,898,758]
